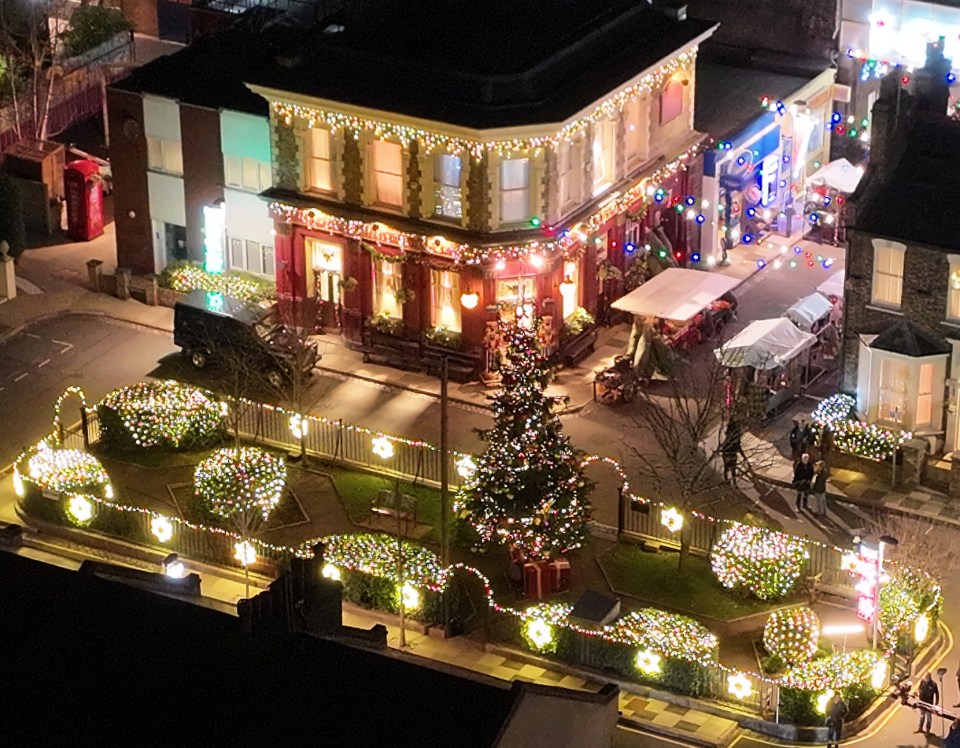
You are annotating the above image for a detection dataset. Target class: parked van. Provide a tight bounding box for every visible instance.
[174,290,318,388]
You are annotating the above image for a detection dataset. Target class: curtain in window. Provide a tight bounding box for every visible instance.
[878,357,909,423]
[435,155,462,218]
[500,159,529,223]
[431,269,461,331]
[309,128,333,191]
[373,140,403,206]
[373,258,401,317]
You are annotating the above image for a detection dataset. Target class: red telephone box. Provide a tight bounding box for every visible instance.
[64,160,104,241]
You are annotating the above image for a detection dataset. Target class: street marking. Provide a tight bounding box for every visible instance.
[52,339,73,354]
[24,333,40,339]
[37,358,50,368]
[13,373,28,382]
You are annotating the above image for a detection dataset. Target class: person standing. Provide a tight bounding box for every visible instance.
[811,460,829,516]
[916,672,940,733]
[793,453,814,511]
[722,419,744,485]
[789,419,803,463]
[819,426,834,465]
[800,417,814,455]
[825,691,848,748]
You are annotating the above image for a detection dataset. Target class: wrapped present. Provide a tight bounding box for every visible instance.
[523,561,548,600]
[548,558,571,592]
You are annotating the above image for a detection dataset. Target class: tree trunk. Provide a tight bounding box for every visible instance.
[677,523,692,573]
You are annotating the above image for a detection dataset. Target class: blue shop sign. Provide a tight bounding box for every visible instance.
[704,112,782,178]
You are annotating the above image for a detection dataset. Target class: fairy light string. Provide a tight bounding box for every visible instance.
[14,384,945,695]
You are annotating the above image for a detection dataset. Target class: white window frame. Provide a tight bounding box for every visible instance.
[624,96,644,166]
[948,255,960,320]
[372,258,402,318]
[917,362,935,427]
[307,127,334,193]
[430,268,461,332]
[434,154,462,220]
[147,136,183,175]
[878,356,909,425]
[227,235,273,278]
[871,239,905,308]
[499,158,530,224]
[225,154,269,192]
[558,141,579,213]
[592,118,616,195]
[371,140,404,208]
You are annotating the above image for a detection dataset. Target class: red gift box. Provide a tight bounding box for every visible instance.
[523,561,548,600]
[549,559,571,592]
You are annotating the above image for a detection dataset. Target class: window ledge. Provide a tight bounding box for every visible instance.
[941,320,960,332]
[865,304,903,316]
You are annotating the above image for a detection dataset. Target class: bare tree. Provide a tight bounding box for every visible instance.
[866,511,960,577]
[273,297,320,461]
[0,0,70,140]
[624,337,775,571]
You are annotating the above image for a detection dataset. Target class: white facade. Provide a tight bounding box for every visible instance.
[220,110,275,277]
[143,95,186,272]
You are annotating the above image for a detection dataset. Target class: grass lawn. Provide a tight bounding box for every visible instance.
[597,543,796,621]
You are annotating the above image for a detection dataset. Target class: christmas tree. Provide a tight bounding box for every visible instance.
[455,323,590,560]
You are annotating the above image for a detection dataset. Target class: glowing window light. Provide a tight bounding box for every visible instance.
[526,618,554,650]
[529,254,545,269]
[151,516,174,543]
[322,563,342,582]
[727,673,753,700]
[660,507,684,534]
[456,455,477,479]
[66,496,93,524]
[234,540,257,566]
[372,436,395,460]
[400,582,420,610]
[635,649,662,676]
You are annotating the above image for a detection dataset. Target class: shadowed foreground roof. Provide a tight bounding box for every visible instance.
[0,552,514,747]
[865,318,951,357]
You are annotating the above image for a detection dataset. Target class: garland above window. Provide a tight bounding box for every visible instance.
[271,50,697,157]
[268,141,701,266]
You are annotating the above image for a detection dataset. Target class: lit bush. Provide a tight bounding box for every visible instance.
[160,261,276,303]
[711,523,808,601]
[15,442,111,497]
[98,381,227,452]
[763,607,820,665]
[195,447,286,522]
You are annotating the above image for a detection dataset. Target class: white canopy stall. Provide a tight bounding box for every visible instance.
[816,270,845,300]
[716,318,816,369]
[807,158,865,193]
[715,318,817,417]
[784,292,834,332]
[611,268,740,321]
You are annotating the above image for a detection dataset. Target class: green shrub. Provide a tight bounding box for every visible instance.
[339,568,445,624]
[21,491,67,525]
[761,653,786,675]
[661,659,711,698]
[63,6,131,58]
[562,307,594,340]
[368,312,403,336]
[423,326,462,350]
[779,687,819,726]
[90,507,147,543]
[159,261,276,303]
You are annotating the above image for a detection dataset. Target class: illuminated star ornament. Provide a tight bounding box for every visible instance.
[660,506,684,534]
[372,435,395,460]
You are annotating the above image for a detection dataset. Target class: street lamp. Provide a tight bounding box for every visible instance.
[372,435,408,648]
[162,552,186,580]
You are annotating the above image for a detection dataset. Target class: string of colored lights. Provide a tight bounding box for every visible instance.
[195,447,287,522]
[268,141,703,267]
[271,51,699,157]
[711,524,810,601]
[99,381,227,450]
[762,607,820,665]
[52,386,88,446]
[15,441,112,497]
[812,393,912,462]
[165,264,272,303]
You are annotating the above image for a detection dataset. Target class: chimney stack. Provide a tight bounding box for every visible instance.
[913,36,952,116]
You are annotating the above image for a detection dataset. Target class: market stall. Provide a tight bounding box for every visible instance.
[804,159,864,244]
[715,317,816,418]
[785,292,834,333]
[611,269,740,352]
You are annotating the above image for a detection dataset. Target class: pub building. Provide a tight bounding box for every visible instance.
[244,0,717,380]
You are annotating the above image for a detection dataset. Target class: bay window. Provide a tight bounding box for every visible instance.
[878,357,908,423]
[499,158,530,223]
[371,140,403,207]
[430,269,461,332]
[917,363,934,427]
[372,258,402,318]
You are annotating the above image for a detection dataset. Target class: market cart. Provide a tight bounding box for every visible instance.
[715,317,816,419]
[784,292,834,334]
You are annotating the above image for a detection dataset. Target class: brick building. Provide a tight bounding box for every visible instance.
[842,41,960,453]
[245,0,716,379]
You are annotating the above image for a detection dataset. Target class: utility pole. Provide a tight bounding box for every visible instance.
[439,355,450,633]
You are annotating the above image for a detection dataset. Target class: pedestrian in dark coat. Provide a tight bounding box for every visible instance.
[916,672,940,733]
[825,692,848,748]
[793,453,814,510]
[811,460,829,516]
[789,419,803,463]
[819,426,834,465]
[946,719,960,748]
[800,417,814,454]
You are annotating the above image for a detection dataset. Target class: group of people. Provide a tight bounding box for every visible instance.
[790,416,833,517]
[825,669,960,747]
